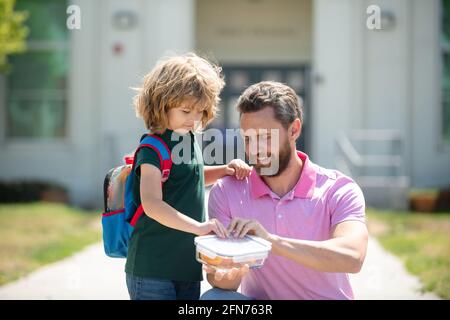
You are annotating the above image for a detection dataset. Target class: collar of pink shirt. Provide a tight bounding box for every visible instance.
[249,151,316,200]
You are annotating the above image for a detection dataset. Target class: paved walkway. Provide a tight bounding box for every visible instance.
[0,236,440,300]
[349,237,439,299]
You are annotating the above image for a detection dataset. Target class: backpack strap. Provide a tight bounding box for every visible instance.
[133,134,172,182]
[129,134,172,227]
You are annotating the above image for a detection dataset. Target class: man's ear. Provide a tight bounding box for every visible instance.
[290,119,302,140]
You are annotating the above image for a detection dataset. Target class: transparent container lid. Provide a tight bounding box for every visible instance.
[194,235,271,263]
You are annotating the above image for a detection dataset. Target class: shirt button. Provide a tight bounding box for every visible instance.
[278,214,283,219]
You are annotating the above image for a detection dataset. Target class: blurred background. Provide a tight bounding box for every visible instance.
[0,0,449,299]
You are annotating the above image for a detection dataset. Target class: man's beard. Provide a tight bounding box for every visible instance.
[251,138,292,177]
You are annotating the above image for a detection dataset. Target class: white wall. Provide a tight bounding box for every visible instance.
[96,0,195,169]
[411,0,450,188]
[96,0,148,205]
[361,0,412,182]
[312,0,412,167]
[311,0,354,167]
[312,0,450,189]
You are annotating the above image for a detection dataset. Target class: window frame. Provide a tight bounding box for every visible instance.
[440,0,450,146]
[1,1,70,144]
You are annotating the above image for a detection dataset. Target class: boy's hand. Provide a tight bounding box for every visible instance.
[197,218,228,238]
[225,159,252,180]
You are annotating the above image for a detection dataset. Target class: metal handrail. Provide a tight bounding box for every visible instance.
[335,130,408,179]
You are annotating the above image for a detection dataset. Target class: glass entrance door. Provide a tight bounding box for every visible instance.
[206,65,311,164]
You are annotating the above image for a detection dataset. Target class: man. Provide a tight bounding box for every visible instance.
[201,81,368,300]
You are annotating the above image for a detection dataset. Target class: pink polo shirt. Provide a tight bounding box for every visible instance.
[208,151,365,300]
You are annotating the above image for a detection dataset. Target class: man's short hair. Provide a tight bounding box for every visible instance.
[236,81,303,128]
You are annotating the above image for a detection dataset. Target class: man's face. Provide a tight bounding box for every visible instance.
[240,107,292,176]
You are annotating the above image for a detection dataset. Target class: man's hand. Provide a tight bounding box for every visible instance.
[227,218,270,240]
[203,264,250,282]
[203,264,250,291]
[225,159,252,180]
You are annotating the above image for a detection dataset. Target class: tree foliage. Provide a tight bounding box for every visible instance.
[0,0,28,74]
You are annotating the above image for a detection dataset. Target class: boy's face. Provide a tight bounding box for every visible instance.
[168,97,205,134]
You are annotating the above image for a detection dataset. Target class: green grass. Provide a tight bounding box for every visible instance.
[367,209,450,299]
[0,203,101,286]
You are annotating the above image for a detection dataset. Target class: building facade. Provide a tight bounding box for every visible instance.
[0,0,449,208]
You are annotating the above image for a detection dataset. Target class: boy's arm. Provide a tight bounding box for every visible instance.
[204,181,248,290]
[140,163,227,237]
[204,160,252,186]
[204,165,229,186]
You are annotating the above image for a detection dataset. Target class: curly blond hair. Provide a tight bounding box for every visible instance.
[133,53,225,133]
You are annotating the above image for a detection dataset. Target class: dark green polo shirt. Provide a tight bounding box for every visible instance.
[125,129,205,281]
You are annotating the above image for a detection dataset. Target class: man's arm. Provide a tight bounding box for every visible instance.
[268,221,368,273]
[229,218,368,273]
[207,219,368,290]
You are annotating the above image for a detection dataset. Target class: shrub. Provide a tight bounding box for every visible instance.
[0,180,68,203]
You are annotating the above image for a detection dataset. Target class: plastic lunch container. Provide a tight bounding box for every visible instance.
[194,235,272,270]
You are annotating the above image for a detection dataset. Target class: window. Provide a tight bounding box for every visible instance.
[6,0,68,138]
[442,0,450,142]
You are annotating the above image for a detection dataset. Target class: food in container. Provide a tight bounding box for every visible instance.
[194,235,272,271]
